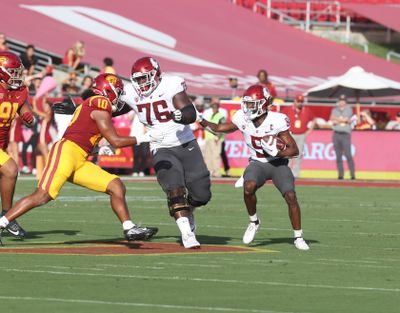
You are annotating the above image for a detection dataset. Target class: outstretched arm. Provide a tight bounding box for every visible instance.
[112,102,132,117]
[200,118,238,134]
[92,110,138,148]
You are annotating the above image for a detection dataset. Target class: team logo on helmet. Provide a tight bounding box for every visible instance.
[150,58,159,69]
[105,74,117,85]
[0,57,7,66]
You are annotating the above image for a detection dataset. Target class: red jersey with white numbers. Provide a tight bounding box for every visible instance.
[0,84,28,149]
[63,95,112,154]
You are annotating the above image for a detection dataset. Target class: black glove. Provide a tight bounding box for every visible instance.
[52,96,77,115]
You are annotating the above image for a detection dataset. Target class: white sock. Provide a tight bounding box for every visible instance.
[176,217,192,235]
[122,220,135,231]
[0,216,10,228]
[294,229,303,238]
[249,213,259,223]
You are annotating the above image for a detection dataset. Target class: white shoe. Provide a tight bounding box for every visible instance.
[138,172,145,177]
[242,220,260,244]
[21,166,30,174]
[132,172,138,177]
[294,237,310,251]
[182,232,200,249]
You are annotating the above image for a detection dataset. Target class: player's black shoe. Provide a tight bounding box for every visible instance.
[124,225,158,241]
[4,220,26,239]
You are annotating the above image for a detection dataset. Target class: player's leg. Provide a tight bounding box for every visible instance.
[270,159,309,250]
[0,140,73,238]
[220,141,231,177]
[0,150,26,238]
[181,140,211,233]
[333,132,344,179]
[153,147,199,248]
[242,161,268,244]
[70,161,157,241]
[37,120,50,159]
[342,133,355,179]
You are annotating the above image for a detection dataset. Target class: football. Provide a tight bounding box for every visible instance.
[262,135,287,151]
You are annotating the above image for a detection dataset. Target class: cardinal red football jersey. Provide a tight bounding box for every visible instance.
[0,84,28,149]
[63,95,112,154]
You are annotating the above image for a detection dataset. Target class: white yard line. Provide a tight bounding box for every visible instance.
[0,295,302,313]
[96,264,165,270]
[0,268,398,293]
[154,262,222,268]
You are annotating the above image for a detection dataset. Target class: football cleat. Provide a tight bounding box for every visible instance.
[182,232,200,249]
[242,220,260,244]
[294,237,310,251]
[124,225,158,241]
[4,220,26,239]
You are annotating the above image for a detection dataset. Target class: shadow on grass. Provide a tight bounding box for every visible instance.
[251,237,319,247]
[154,234,233,245]
[2,229,80,240]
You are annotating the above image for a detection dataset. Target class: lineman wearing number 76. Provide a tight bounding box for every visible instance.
[118,57,211,249]
[200,85,310,250]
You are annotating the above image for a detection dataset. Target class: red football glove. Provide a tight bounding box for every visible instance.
[21,112,34,125]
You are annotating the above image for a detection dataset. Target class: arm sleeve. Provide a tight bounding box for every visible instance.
[231,111,241,128]
[170,76,186,96]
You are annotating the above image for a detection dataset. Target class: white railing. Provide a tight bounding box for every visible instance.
[386,51,400,62]
[252,0,343,31]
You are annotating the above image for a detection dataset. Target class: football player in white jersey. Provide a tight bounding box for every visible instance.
[200,85,309,250]
[119,57,211,249]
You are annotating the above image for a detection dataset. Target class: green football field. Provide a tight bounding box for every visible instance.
[0,178,399,313]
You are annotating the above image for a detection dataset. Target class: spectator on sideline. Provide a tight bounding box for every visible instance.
[203,97,230,177]
[32,96,53,162]
[20,45,38,76]
[0,33,8,51]
[257,69,277,98]
[385,111,400,130]
[62,71,80,95]
[191,97,206,155]
[355,109,376,130]
[21,122,39,175]
[101,57,116,74]
[81,75,94,92]
[203,98,225,177]
[329,94,356,180]
[63,41,85,70]
[284,95,316,178]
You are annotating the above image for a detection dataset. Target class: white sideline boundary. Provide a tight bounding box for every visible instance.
[0,268,399,293]
[0,295,308,313]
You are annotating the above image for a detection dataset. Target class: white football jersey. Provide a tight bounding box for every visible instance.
[121,75,195,151]
[232,110,290,163]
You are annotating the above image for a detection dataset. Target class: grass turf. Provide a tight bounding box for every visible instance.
[0,178,399,313]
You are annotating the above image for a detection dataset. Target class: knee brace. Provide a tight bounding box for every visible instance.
[167,187,189,216]
[187,194,210,208]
